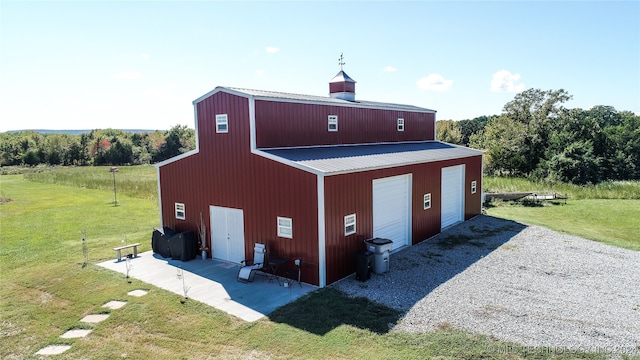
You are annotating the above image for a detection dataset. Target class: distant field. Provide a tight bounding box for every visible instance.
[23,165,158,201]
[0,168,615,359]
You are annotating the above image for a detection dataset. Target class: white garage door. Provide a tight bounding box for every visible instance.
[373,174,411,251]
[210,206,246,264]
[441,165,464,230]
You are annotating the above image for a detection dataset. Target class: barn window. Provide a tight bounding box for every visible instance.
[328,115,338,132]
[397,118,405,131]
[175,203,186,220]
[277,217,293,238]
[344,213,356,236]
[216,114,228,133]
[471,181,477,194]
[423,193,431,210]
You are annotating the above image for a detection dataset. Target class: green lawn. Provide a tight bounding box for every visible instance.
[1,169,632,359]
[486,199,639,251]
[483,176,640,251]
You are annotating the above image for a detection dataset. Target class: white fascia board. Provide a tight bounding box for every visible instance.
[317,174,326,288]
[156,165,163,228]
[156,105,201,168]
[192,86,252,105]
[433,112,437,141]
[251,148,324,176]
[249,96,256,150]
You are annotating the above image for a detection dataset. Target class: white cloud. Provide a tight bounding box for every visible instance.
[256,69,265,76]
[490,70,525,92]
[139,52,150,60]
[266,46,279,54]
[113,71,143,80]
[416,73,453,91]
[382,65,397,72]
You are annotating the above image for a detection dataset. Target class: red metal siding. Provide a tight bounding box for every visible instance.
[322,155,482,284]
[159,91,320,285]
[254,100,435,148]
[464,156,483,220]
[159,89,481,286]
[329,82,355,94]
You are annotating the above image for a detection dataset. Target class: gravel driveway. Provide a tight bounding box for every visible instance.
[331,215,640,356]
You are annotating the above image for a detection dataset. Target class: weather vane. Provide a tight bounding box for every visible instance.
[338,53,345,71]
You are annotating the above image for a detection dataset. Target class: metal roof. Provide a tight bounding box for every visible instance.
[222,87,435,113]
[329,70,356,83]
[261,141,483,175]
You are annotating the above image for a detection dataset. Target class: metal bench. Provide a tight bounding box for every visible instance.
[113,243,141,262]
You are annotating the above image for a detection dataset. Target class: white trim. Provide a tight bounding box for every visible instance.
[328,115,338,132]
[317,174,326,287]
[252,148,324,175]
[249,97,256,150]
[252,141,483,177]
[156,105,201,168]
[344,213,356,236]
[175,202,186,220]
[423,193,431,210]
[194,86,437,114]
[480,155,485,214]
[156,165,163,227]
[277,216,293,238]
[216,114,229,133]
[433,112,437,140]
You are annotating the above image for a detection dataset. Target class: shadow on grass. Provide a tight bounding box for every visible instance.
[269,287,401,335]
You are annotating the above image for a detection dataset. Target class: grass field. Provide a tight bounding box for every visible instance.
[484,176,640,251]
[1,167,637,359]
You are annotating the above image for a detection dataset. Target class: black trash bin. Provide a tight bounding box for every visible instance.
[355,250,373,281]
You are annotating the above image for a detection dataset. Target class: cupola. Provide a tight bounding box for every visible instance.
[329,53,356,101]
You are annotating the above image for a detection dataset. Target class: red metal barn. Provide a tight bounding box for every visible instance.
[157,71,483,287]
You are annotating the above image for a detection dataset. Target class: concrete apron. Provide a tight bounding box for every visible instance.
[98,251,316,322]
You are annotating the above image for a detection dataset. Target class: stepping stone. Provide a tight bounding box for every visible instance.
[80,314,109,323]
[127,289,148,297]
[60,329,92,339]
[102,300,127,310]
[36,345,71,355]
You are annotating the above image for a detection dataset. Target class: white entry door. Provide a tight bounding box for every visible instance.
[372,174,411,251]
[210,206,245,264]
[441,165,464,230]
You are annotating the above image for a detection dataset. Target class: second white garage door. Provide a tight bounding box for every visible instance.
[372,174,411,251]
[441,165,464,230]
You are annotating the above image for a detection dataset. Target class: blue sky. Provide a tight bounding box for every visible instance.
[1,1,638,132]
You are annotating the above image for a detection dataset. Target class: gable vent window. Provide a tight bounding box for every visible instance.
[423,193,431,210]
[175,202,186,220]
[344,213,356,236]
[216,114,228,133]
[397,118,405,131]
[277,216,293,238]
[328,115,338,132]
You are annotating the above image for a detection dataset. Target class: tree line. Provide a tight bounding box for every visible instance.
[0,125,195,167]
[437,88,639,185]
[3,90,638,186]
